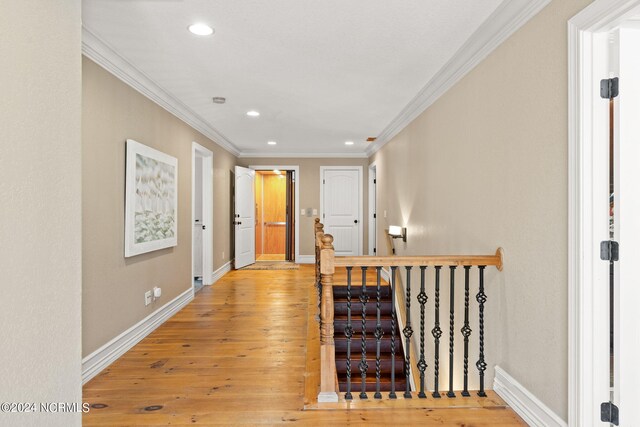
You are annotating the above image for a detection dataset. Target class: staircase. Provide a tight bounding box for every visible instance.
[333,284,408,393]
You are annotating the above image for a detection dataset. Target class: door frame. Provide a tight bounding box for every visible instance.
[192,142,213,288]
[568,1,640,425]
[319,165,363,256]
[249,165,300,263]
[368,162,377,255]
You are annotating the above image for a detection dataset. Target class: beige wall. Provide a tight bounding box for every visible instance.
[238,158,369,256]
[370,0,590,420]
[0,1,82,425]
[82,57,236,356]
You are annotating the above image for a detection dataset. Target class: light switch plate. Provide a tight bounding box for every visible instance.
[312,209,318,215]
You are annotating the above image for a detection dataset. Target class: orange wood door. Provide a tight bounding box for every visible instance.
[263,174,286,254]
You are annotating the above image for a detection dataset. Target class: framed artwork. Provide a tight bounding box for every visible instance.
[124,139,178,257]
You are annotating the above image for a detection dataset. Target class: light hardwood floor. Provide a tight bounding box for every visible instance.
[83,265,525,426]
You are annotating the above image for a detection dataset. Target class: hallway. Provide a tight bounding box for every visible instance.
[83,266,524,425]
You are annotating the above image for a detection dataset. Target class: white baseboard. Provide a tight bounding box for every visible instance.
[82,288,193,384]
[296,255,315,264]
[317,392,339,403]
[381,267,391,283]
[211,261,231,284]
[494,366,567,427]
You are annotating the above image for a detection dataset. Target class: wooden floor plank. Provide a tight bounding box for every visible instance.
[83,265,525,426]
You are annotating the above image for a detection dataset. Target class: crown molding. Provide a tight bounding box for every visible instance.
[82,27,241,157]
[237,151,369,159]
[366,0,552,157]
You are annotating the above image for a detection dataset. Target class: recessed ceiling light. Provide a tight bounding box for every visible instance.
[188,23,214,36]
[212,97,226,104]
[267,141,277,145]
[246,110,260,117]
[274,169,280,174]
[345,141,354,145]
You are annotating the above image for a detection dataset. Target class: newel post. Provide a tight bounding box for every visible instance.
[318,234,339,402]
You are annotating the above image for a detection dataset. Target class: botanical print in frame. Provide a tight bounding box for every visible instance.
[125,139,178,257]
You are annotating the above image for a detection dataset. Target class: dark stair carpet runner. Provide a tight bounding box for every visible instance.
[333,284,408,393]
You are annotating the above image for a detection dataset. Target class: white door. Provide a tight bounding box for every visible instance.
[321,167,361,256]
[612,24,640,426]
[234,166,255,269]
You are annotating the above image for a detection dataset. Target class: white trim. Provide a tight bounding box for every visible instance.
[368,162,377,255]
[317,392,339,403]
[568,2,640,425]
[319,166,364,256]
[494,366,566,427]
[366,0,552,157]
[239,151,368,159]
[248,165,301,263]
[192,142,214,287]
[82,288,193,384]
[82,27,240,157]
[296,255,315,264]
[211,261,232,284]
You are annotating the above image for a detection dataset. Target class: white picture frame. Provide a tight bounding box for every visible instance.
[124,139,178,257]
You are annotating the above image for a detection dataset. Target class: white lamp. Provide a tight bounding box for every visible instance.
[388,225,407,242]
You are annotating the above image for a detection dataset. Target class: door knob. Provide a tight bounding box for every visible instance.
[202,225,206,230]
[354,219,358,224]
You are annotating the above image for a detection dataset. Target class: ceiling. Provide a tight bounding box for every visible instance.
[83,0,506,157]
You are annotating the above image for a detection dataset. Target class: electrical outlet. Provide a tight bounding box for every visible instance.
[222,251,225,260]
[312,208,318,215]
[384,210,387,218]
[144,291,152,306]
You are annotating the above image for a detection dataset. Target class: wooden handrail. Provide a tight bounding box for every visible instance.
[312,217,506,403]
[333,248,504,270]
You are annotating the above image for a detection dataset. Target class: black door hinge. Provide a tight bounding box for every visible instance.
[601,401,619,425]
[373,247,376,253]
[323,179,325,184]
[373,213,376,219]
[600,240,619,261]
[374,179,376,184]
[600,77,619,99]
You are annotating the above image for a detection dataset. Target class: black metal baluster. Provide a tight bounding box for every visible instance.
[461,266,472,397]
[432,266,442,398]
[476,266,487,397]
[345,267,353,400]
[403,266,413,398]
[374,267,383,399]
[389,266,398,399]
[359,267,369,399]
[447,266,456,398]
[417,266,428,398]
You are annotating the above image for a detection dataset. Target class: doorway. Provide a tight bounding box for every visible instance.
[569,2,640,425]
[254,169,295,262]
[192,142,213,293]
